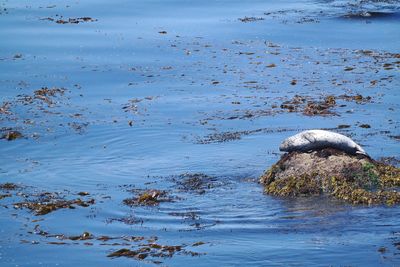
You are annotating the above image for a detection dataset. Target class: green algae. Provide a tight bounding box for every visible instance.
[264,174,322,197]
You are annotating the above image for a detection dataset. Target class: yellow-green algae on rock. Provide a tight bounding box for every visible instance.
[260,148,400,205]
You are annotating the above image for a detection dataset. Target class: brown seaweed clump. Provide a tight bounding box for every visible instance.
[280,95,338,116]
[123,189,171,206]
[0,182,20,190]
[42,17,98,24]
[107,242,203,262]
[0,183,19,199]
[1,130,23,141]
[13,193,95,215]
[260,148,400,205]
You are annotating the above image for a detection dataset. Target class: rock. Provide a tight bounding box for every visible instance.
[260,148,400,205]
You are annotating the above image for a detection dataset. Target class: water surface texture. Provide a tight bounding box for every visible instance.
[0,0,400,266]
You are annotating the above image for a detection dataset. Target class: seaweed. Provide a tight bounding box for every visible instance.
[107,242,202,262]
[42,16,97,24]
[14,194,95,215]
[175,173,217,194]
[123,189,171,206]
[1,130,22,141]
[0,182,20,190]
[0,194,11,200]
[238,17,265,23]
[280,95,337,116]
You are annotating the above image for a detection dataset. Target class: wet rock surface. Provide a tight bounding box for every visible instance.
[260,148,400,205]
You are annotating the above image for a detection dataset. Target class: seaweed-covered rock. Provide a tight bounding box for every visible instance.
[260,148,400,205]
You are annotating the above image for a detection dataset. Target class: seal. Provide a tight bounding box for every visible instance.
[279,129,367,155]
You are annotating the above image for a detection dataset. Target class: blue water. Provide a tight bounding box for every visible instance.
[1,0,400,266]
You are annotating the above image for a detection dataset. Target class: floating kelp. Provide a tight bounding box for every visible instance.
[238,17,265,23]
[260,148,400,205]
[27,87,66,106]
[28,224,206,263]
[108,242,202,262]
[0,193,11,200]
[0,183,18,200]
[0,102,11,114]
[123,189,172,206]
[1,130,23,141]
[279,94,372,116]
[42,16,97,24]
[14,193,95,215]
[280,95,337,116]
[0,182,20,190]
[68,231,93,241]
[29,225,146,244]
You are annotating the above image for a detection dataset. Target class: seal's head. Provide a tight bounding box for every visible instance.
[354,144,368,156]
[279,141,289,152]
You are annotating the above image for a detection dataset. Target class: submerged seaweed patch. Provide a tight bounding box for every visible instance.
[25,223,205,264]
[106,215,143,225]
[107,242,203,263]
[168,210,218,231]
[171,173,224,194]
[197,127,294,144]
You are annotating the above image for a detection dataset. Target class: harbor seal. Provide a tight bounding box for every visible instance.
[279,129,367,156]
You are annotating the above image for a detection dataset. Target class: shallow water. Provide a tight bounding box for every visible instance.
[0,0,400,266]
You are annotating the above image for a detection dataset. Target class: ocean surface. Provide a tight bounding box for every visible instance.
[0,0,400,266]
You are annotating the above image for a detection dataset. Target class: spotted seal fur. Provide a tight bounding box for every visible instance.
[279,129,367,156]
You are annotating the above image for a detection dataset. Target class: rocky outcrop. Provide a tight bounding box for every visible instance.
[260,148,400,205]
